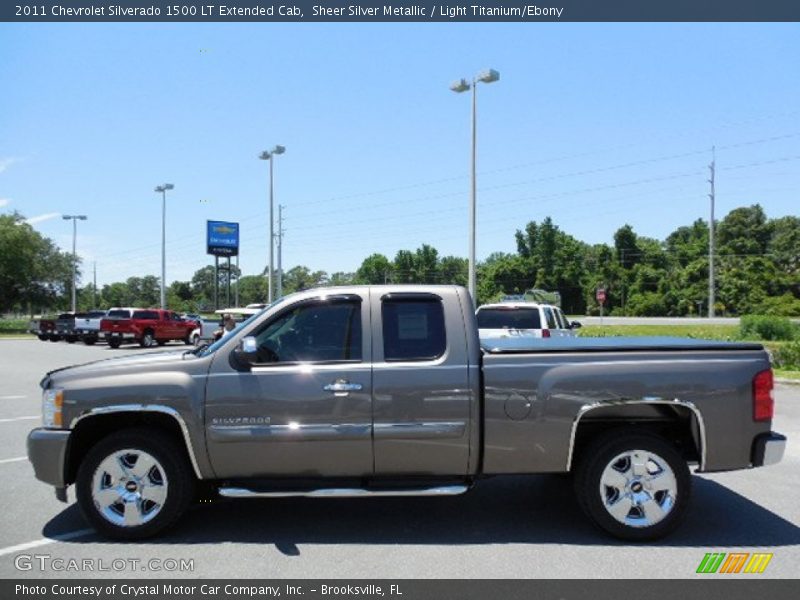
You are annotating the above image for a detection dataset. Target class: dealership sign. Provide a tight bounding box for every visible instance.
[207,220,239,256]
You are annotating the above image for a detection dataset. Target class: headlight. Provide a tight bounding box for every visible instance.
[42,388,64,428]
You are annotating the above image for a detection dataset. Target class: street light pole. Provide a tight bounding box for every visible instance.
[259,145,285,303]
[154,183,174,310]
[62,215,87,312]
[708,147,716,319]
[450,68,499,307]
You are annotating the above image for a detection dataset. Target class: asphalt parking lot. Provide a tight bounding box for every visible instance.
[0,338,798,579]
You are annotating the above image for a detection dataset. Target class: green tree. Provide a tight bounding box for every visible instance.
[282,266,327,293]
[354,253,392,284]
[0,213,76,313]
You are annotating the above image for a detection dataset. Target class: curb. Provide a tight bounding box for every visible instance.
[775,378,800,386]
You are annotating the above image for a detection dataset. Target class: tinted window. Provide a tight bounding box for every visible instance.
[132,310,159,320]
[253,301,361,364]
[107,310,130,318]
[87,311,107,318]
[382,299,446,361]
[476,308,542,330]
[543,307,557,329]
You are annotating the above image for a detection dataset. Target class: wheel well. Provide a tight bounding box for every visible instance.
[65,412,189,484]
[570,404,702,470]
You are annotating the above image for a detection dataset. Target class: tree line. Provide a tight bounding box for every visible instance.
[3,205,798,316]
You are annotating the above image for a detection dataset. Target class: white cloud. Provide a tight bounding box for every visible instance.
[0,198,9,208]
[24,212,61,225]
[0,157,20,174]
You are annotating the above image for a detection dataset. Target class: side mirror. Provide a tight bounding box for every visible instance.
[571,321,582,329]
[232,336,258,368]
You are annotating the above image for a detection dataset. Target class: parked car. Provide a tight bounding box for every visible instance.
[55,313,82,343]
[73,310,108,345]
[190,307,262,345]
[28,285,784,542]
[476,301,581,339]
[100,308,198,348]
[28,316,57,341]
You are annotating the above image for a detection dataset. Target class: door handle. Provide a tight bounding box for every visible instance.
[323,380,363,393]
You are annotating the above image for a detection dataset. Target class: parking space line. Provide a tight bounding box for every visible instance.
[0,395,27,400]
[0,416,38,423]
[0,456,27,465]
[0,529,95,557]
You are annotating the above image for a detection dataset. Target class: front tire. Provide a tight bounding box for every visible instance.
[140,331,155,348]
[108,338,121,349]
[574,430,691,541]
[75,429,195,540]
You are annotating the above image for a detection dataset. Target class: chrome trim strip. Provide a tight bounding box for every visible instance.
[208,423,372,443]
[218,485,469,499]
[565,398,707,472]
[70,404,204,480]
[373,421,466,439]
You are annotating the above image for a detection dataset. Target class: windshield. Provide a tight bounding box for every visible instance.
[477,308,542,330]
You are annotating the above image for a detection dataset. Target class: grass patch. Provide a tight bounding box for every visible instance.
[0,319,30,335]
[579,324,739,340]
[774,369,800,381]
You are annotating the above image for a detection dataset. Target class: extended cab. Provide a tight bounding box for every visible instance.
[100,308,198,348]
[27,286,786,541]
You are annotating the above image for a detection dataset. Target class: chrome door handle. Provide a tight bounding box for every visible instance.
[323,380,363,393]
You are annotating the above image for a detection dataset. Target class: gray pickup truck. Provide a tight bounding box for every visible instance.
[27,285,786,541]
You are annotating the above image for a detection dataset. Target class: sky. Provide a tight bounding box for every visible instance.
[1,22,798,288]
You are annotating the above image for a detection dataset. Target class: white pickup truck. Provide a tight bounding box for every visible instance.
[73,310,109,345]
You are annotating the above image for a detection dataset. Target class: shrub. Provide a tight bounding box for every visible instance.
[739,315,797,341]
[772,341,800,370]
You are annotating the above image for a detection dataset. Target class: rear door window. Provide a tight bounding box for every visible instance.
[132,310,159,320]
[382,298,446,361]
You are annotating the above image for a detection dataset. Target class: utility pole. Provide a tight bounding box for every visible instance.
[62,215,87,313]
[276,204,285,299]
[708,146,716,319]
[235,255,240,307]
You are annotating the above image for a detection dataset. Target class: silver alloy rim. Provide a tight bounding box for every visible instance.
[598,449,677,528]
[91,449,168,527]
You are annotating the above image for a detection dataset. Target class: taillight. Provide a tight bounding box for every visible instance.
[542,329,551,338]
[753,369,774,422]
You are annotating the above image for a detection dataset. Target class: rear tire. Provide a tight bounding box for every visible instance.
[38,335,48,341]
[108,338,121,349]
[83,336,97,346]
[75,428,195,540]
[574,430,691,541]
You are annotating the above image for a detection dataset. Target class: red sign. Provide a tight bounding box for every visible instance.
[596,288,606,304]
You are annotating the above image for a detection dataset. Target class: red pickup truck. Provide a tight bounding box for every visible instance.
[100,308,199,348]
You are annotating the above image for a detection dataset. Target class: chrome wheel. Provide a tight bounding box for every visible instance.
[598,449,677,528]
[91,449,168,528]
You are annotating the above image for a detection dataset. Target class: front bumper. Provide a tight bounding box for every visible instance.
[752,432,787,467]
[27,428,71,487]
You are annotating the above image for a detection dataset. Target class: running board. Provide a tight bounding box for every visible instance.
[218,484,470,499]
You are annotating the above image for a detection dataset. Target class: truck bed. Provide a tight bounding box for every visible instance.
[481,336,764,353]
